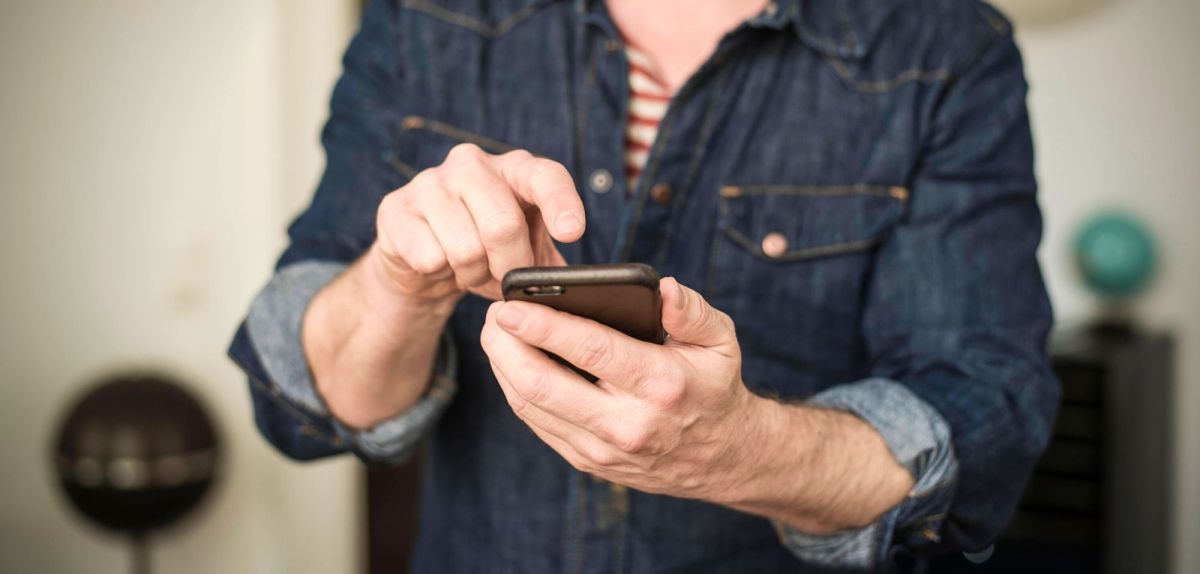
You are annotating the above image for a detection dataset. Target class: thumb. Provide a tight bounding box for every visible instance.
[660,277,737,351]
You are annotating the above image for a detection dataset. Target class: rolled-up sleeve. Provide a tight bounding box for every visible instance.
[227,0,451,465]
[232,261,456,465]
[774,15,1059,570]
[776,379,958,569]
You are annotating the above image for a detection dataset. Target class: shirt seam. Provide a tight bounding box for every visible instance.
[401,0,555,38]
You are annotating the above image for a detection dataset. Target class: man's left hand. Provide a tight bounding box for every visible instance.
[480,277,771,504]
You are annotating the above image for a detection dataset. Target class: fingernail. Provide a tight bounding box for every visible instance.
[496,304,526,331]
[672,278,686,310]
[555,212,582,236]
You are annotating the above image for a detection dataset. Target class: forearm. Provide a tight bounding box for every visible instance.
[303,244,459,430]
[720,395,915,534]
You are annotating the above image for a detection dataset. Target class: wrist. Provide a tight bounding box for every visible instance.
[305,248,458,430]
[720,397,910,533]
[710,394,839,532]
[720,395,805,503]
[360,242,460,324]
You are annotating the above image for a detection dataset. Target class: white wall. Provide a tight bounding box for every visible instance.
[0,1,359,573]
[1012,0,1200,572]
[2,0,1196,573]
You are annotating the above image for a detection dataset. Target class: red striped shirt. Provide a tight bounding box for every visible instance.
[623,45,672,191]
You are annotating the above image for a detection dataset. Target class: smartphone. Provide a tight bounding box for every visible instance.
[501,263,666,345]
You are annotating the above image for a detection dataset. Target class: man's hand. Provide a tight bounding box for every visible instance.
[480,277,915,533]
[305,145,583,430]
[480,277,762,501]
[369,143,584,303]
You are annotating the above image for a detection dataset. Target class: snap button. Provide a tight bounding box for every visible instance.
[963,544,994,564]
[761,232,788,258]
[649,182,673,205]
[589,169,613,194]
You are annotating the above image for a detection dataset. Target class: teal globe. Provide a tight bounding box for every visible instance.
[1073,212,1157,299]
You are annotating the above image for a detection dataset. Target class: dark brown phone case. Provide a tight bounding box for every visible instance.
[501,263,666,344]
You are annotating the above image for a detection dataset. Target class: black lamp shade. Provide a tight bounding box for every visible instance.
[53,373,219,534]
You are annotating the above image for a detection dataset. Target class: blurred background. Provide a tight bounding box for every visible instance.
[0,0,1196,573]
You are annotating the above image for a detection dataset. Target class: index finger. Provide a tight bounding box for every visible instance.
[494,150,586,243]
[492,300,664,397]
[481,309,619,432]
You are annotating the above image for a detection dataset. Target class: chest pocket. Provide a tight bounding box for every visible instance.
[713,184,908,263]
[384,116,519,180]
[706,184,908,391]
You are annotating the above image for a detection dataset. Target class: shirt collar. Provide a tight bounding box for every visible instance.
[573,0,875,60]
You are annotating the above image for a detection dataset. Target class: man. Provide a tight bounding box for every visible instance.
[230,0,1059,571]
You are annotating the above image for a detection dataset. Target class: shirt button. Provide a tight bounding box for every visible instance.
[963,544,994,564]
[761,232,789,257]
[589,169,613,194]
[764,1,779,17]
[649,182,673,205]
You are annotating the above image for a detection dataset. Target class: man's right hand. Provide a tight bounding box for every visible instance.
[302,144,584,430]
[368,143,586,304]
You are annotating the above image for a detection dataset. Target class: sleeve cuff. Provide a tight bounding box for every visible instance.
[774,378,959,569]
[333,332,457,465]
[245,260,457,465]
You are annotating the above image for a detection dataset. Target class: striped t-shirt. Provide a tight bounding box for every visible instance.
[624,45,673,191]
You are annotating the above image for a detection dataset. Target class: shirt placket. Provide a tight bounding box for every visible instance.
[563,9,637,573]
[564,4,785,573]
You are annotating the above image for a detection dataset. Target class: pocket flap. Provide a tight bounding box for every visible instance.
[386,116,521,178]
[718,184,908,261]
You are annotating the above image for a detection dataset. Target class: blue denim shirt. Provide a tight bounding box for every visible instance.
[228,0,1059,571]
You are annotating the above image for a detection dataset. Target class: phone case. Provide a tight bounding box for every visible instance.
[501,263,665,344]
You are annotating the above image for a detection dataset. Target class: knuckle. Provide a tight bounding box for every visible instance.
[694,296,714,325]
[376,194,412,234]
[375,239,400,263]
[594,421,622,445]
[585,444,618,467]
[528,159,569,187]
[575,338,614,372]
[655,382,686,410]
[445,142,486,164]
[407,178,447,210]
[717,309,735,331]
[408,169,439,190]
[566,455,592,474]
[408,253,447,275]
[373,226,401,261]
[460,272,492,288]
[614,431,647,455]
[478,211,526,245]
[376,190,402,219]
[507,394,531,420]
[445,239,486,267]
[648,370,686,409]
[479,324,496,351]
[520,367,555,406]
[500,148,534,163]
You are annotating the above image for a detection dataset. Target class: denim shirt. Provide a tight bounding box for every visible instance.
[228,0,1059,571]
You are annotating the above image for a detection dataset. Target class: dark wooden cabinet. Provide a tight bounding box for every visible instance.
[366,451,423,574]
[931,328,1175,574]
